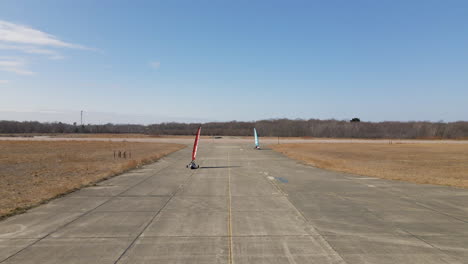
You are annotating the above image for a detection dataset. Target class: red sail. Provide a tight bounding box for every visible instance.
[192,127,201,161]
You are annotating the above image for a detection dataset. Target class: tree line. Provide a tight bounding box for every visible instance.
[0,119,467,139]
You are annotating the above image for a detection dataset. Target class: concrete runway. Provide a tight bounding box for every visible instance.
[0,142,467,263]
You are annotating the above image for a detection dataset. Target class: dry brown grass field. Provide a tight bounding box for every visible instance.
[54,133,155,138]
[0,140,184,218]
[270,143,468,188]
[0,134,209,139]
[0,133,151,138]
[54,134,199,138]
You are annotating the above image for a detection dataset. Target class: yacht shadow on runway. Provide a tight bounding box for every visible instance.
[200,166,241,169]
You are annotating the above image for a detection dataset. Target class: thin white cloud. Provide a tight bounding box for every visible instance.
[0,79,9,84]
[0,20,88,49]
[0,44,64,60]
[0,57,34,75]
[0,20,94,75]
[150,61,161,69]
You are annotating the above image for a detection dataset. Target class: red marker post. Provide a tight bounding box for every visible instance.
[187,126,201,169]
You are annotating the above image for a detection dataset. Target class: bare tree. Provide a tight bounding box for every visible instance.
[1,119,467,139]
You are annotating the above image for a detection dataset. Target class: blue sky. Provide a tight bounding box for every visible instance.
[0,0,467,124]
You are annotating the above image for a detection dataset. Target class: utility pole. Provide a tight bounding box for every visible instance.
[80,110,83,125]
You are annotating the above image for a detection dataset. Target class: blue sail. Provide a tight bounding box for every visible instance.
[254,128,259,147]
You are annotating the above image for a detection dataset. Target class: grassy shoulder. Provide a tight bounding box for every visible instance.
[0,140,185,218]
[270,143,468,188]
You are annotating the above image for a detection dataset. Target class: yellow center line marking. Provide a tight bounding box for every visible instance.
[227,151,233,264]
